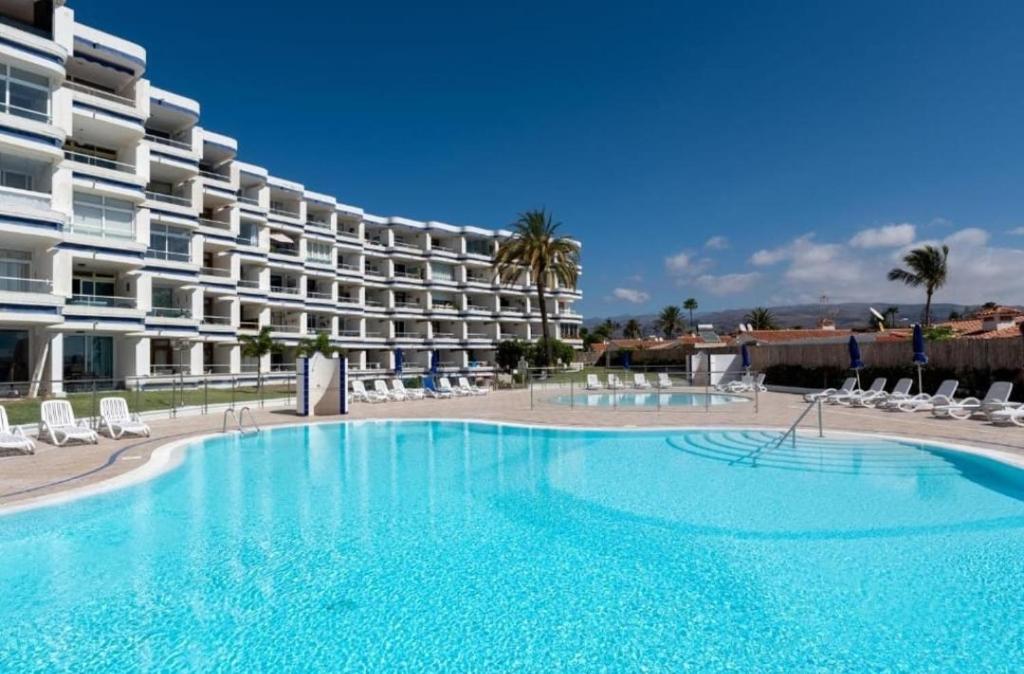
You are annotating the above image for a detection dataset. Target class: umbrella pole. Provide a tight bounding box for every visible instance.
[917,365,923,395]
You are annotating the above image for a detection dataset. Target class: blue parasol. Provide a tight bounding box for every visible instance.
[740,343,751,371]
[394,348,403,375]
[912,324,927,393]
[848,335,864,388]
[622,350,631,370]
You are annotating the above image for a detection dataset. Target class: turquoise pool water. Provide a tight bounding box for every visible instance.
[550,391,747,407]
[2,421,1024,671]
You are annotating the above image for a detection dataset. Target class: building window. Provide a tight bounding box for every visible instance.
[0,249,30,291]
[0,64,49,122]
[430,262,454,282]
[466,239,491,256]
[72,272,116,300]
[148,223,191,261]
[307,241,331,263]
[238,221,259,246]
[63,335,114,382]
[0,329,29,383]
[71,192,134,239]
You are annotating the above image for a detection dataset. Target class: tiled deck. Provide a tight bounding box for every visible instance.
[2,389,1022,510]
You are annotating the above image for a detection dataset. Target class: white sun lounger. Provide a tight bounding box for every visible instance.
[438,377,467,397]
[99,397,151,439]
[989,404,1024,427]
[0,406,33,454]
[932,382,1014,420]
[458,376,488,396]
[607,373,624,390]
[351,379,386,403]
[805,377,856,402]
[890,380,959,412]
[715,374,749,392]
[584,374,602,390]
[656,373,674,389]
[392,379,425,400]
[375,379,403,401]
[830,378,886,405]
[633,373,652,389]
[39,399,98,446]
[849,378,913,408]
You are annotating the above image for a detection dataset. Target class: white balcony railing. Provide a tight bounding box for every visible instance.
[68,294,136,309]
[144,133,192,151]
[146,191,192,207]
[0,185,52,213]
[65,150,135,174]
[66,79,136,107]
[0,276,51,293]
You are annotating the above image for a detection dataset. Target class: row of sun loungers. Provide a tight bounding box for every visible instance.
[584,373,679,390]
[804,378,1023,426]
[0,397,152,455]
[350,377,489,403]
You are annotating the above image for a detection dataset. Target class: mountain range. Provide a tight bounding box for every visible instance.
[583,302,980,334]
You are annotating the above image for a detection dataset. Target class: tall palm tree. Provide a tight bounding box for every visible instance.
[887,244,949,326]
[745,307,777,330]
[884,306,899,329]
[297,331,339,357]
[683,297,698,331]
[656,305,684,338]
[239,326,281,391]
[623,318,642,339]
[493,209,580,367]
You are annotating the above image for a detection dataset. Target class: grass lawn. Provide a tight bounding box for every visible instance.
[1,385,294,426]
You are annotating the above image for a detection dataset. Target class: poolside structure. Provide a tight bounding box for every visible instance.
[0,0,583,395]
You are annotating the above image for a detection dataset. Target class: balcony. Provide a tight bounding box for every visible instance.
[337,262,361,273]
[392,269,423,281]
[337,328,361,337]
[147,248,192,263]
[149,306,192,319]
[466,303,493,313]
[68,294,136,309]
[238,319,261,331]
[201,314,233,326]
[393,301,422,310]
[0,99,49,124]
[269,285,301,296]
[199,169,231,184]
[270,245,299,258]
[65,149,136,175]
[269,323,301,333]
[144,132,192,152]
[0,185,54,216]
[306,290,333,301]
[269,207,301,219]
[65,218,135,241]
[66,79,136,109]
[200,266,233,279]
[306,217,332,230]
[146,191,192,207]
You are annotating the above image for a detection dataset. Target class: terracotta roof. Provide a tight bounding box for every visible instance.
[934,315,1024,339]
[740,329,853,344]
[968,306,1022,319]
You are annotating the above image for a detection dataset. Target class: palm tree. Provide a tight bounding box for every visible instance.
[656,305,684,338]
[494,210,580,367]
[297,331,339,357]
[623,318,642,339]
[239,326,281,391]
[884,306,899,329]
[887,244,949,326]
[745,307,777,330]
[592,318,619,342]
[683,297,698,331]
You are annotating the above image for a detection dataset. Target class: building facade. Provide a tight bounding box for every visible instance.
[0,0,583,392]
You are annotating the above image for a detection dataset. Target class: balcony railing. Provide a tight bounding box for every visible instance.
[337,296,360,305]
[269,285,301,295]
[236,235,260,247]
[393,301,421,309]
[199,169,230,183]
[65,220,135,240]
[393,270,422,280]
[0,184,51,212]
[66,79,136,107]
[364,299,385,308]
[239,320,260,330]
[466,304,493,312]
[199,218,231,230]
[238,279,262,289]
[0,100,49,123]
[307,290,333,300]
[394,332,423,339]
[467,332,491,339]
[392,240,422,251]
[431,244,456,253]
[146,191,192,207]
[0,276,51,293]
[269,323,301,332]
[65,150,135,174]
[465,275,492,284]
[364,268,385,278]
[149,307,192,319]
[270,246,299,257]
[238,195,260,206]
[144,133,192,151]
[338,329,361,337]
[431,302,457,310]
[68,294,135,309]
[307,218,331,229]
[201,314,233,325]
[269,207,301,219]
[432,332,457,339]
[200,266,232,278]
[337,263,360,272]
[147,248,192,263]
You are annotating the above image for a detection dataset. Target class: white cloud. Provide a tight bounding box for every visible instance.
[944,227,989,247]
[664,250,712,277]
[611,287,650,304]
[1010,227,1024,236]
[704,236,729,250]
[696,272,760,296]
[849,223,916,248]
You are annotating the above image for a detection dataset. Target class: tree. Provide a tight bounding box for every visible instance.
[297,331,339,357]
[884,306,899,329]
[948,310,961,321]
[656,305,684,338]
[683,297,698,330]
[623,318,642,339]
[745,307,777,330]
[239,326,281,390]
[887,244,949,326]
[592,318,619,342]
[527,338,575,368]
[493,209,579,367]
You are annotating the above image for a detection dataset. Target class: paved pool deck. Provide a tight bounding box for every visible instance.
[2,388,1022,510]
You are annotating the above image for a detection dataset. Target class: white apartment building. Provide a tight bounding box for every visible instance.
[0,0,582,392]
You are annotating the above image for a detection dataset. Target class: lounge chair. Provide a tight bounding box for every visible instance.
[424,377,454,399]
[0,406,33,454]
[715,374,749,392]
[633,373,652,389]
[39,399,98,446]
[375,379,403,401]
[989,404,1024,427]
[932,382,1014,420]
[805,377,856,402]
[351,380,386,403]
[99,397,151,439]
[656,373,674,389]
[392,379,425,400]
[458,376,488,396]
[438,377,466,397]
[607,373,624,390]
[830,378,886,405]
[890,380,959,413]
[584,374,602,390]
[849,378,913,408]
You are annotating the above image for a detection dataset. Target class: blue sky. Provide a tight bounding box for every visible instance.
[75,0,1024,315]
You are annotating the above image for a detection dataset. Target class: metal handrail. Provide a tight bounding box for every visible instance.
[733,398,823,466]
[238,406,260,434]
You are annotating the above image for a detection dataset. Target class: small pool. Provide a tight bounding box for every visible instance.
[2,421,1024,670]
[550,391,748,407]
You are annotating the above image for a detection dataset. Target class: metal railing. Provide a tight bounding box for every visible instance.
[269,285,300,295]
[0,276,51,293]
[146,248,192,262]
[66,79,136,107]
[269,207,301,218]
[64,149,135,173]
[0,100,49,123]
[68,293,136,309]
[201,314,233,325]
[146,191,192,206]
[199,169,230,182]
[149,306,192,318]
[200,266,232,277]
[238,195,261,206]
[144,132,192,151]
[306,290,333,300]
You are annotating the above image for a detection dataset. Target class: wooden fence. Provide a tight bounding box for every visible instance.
[747,338,1024,372]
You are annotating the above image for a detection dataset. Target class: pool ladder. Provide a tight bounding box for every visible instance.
[732,397,823,466]
[223,406,260,435]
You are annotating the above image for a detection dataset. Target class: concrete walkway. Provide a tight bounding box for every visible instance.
[2,388,1022,509]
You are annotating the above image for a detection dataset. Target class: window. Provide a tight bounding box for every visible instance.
[430,262,454,282]
[149,223,191,261]
[63,335,113,382]
[307,241,332,263]
[0,153,49,195]
[0,64,49,122]
[0,330,29,383]
[466,239,491,256]
[71,192,134,239]
[239,221,259,246]
[0,250,30,290]
[72,272,116,299]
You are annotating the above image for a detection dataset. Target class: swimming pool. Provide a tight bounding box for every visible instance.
[550,391,748,407]
[2,421,1024,670]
